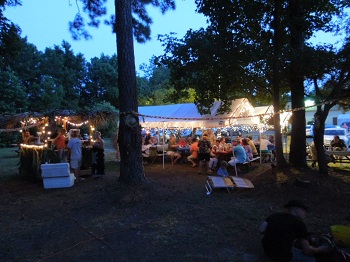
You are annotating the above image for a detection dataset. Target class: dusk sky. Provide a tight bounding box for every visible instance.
[5,0,207,74]
[4,1,342,75]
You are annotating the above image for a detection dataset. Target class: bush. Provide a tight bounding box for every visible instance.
[0,132,21,147]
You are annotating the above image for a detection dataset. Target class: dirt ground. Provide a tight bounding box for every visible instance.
[1,153,350,262]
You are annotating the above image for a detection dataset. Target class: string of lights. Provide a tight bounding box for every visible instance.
[123,99,339,122]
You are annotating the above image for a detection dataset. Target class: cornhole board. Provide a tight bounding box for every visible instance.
[205,176,254,195]
[41,163,75,189]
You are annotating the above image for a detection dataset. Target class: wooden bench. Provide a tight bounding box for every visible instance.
[241,156,261,166]
[235,157,261,173]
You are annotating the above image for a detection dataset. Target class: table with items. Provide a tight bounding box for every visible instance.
[325,150,350,163]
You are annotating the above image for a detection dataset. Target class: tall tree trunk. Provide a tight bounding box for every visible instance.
[313,110,329,175]
[272,0,287,167]
[115,0,146,183]
[288,0,307,167]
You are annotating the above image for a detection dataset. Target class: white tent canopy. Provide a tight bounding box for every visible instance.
[254,105,274,116]
[138,98,260,128]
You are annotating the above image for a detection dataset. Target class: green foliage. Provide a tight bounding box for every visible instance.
[85,54,119,107]
[88,101,119,137]
[0,70,27,113]
[69,0,175,43]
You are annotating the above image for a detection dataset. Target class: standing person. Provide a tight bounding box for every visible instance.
[67,130,83,181]
[260,200,332,262]
[91,131,105,176]
[187,136,199,167]
[260,135,274,162]
[198,132,212,174]
[260,135,273,152]
[52,129,67,162]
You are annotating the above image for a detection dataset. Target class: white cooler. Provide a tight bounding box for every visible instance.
[41,163,75,189]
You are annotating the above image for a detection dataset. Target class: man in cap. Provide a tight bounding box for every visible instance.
[259,200,331,261]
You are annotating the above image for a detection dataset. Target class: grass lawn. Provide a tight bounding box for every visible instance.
[0,146,21,181]
[1,140,350,261]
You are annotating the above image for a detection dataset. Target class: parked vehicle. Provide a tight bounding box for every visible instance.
[306,125,314,137]
[325,124,340,129]
[340,122,350,131]
[337,114,350,128]
[323,128,350,149]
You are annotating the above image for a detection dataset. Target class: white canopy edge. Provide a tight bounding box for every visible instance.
[138,98,261,128]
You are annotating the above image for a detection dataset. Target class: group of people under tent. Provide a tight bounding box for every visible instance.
[141,128,276,174]
[51,129,105,181]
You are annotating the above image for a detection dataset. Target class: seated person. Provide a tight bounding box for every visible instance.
[148,136,158,145]
[228,139,247,167]
[178,136,188,147]
[141,137,152,157]
[242,138,253,160]
[187,137,199,167]
[330,135,347,151]
[246,136,258,156]
[330,135,347,162]
[260,200,332,262]
[187,136,193,145]
[209,139,220,171]
[218,137,230,152]
[167,136,182,164]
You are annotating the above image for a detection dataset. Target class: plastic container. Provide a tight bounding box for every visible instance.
[331,225,350,247]
[41,163,70,178]
[43,173,75,189]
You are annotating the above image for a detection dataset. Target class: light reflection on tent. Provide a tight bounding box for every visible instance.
[138,98,261,128]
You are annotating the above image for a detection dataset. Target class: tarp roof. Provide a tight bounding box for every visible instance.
[138,98,260,128]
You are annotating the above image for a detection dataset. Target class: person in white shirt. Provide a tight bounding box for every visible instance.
[259,135,273,152]
[67,130,83,181]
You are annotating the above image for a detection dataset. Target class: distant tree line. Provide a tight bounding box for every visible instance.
[0,34,190,115]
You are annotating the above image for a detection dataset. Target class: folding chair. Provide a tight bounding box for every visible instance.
[205,176,254,195]
[149,147,159,164]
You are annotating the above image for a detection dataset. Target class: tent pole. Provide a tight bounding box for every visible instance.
[259,125,262,164]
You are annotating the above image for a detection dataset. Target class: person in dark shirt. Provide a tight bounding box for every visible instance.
[197,132,212,174]
[259,200,331,262]
[330,135,347,150]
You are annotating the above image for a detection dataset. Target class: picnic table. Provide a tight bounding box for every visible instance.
[325,150,350,163]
